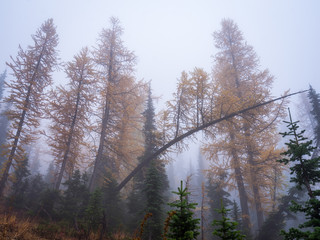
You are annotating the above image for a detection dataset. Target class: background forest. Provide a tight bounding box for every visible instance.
[1,1,320,240]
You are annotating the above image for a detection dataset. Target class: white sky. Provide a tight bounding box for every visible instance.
[1,0,320,112]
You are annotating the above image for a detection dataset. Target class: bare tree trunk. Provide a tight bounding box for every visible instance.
[229,133,251,235]
[247,149,264,229]
[89,98,110,192]
[55,75,84,190]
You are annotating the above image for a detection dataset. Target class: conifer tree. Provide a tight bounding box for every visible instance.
[144,161,168,239]
[143,87,169,240]
[45,161,57,188]
[164,68,212,147]
[207,171,233,240]
[231,200,243,232]
[167,180,200,240]
[23,173,49,214]
[85,188,104,233]
[207,171,232,220]
[0,19,59,196]
[128,86,168,239]
[7,155,30,208]
[279,111,320,239]
[47,47,96,190]
[100,170,124,234]
[60,170,90,227]
[212,203,245,240]
[90,17,143,191]
[203,19,286,232]
[127,170,147,230]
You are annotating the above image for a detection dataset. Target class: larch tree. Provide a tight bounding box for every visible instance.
[163,68,213,150]
[46,47,96,190]
[116,89,303,193]
[203,19,286,233]
[0,19,59,196]
[101,74,144,181]
[89,17,143,191]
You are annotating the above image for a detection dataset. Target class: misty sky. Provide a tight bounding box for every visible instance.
[1,0,320,112]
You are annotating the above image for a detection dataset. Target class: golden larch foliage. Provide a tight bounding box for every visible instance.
[203,18,287,232]
[46,47,96,190]
[0,19,59,196]
[89,17,145,191]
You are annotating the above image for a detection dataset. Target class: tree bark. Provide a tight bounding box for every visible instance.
[229,132,251,234]
[89,98,110,192]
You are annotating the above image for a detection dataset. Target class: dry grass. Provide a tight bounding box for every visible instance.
[0,213,45,240]
[0,212,134,240]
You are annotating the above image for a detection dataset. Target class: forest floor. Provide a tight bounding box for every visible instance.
[0,204,132,240]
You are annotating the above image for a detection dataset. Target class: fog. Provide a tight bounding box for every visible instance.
[1,1,320,239]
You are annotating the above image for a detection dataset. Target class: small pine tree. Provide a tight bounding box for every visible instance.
[60,170,90,226]
[101,169,124,234]
[231,200,242,232]
[38,188,60,220]
[23,173,49,214]
[144,161,167,240]
[166,180,200,240]
[207,171,232,213]
[7,156,30,208]
[85,188,104,233]
[212,202,245,240]
[278,111,320,239]
[45,161,57,188]
[207,171,233,239]
[128,85,169,239]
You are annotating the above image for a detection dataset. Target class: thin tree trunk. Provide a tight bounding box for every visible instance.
[0,45,46,196]
[55,73,84,190]
[89,98,110,192]
[229,133,251,235]
[247,149,264,229]
[244,122,264,230]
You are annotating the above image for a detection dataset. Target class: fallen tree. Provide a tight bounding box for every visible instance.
[115,90,307,192]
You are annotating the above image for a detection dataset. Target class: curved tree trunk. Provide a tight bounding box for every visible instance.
[115,91,305,193]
